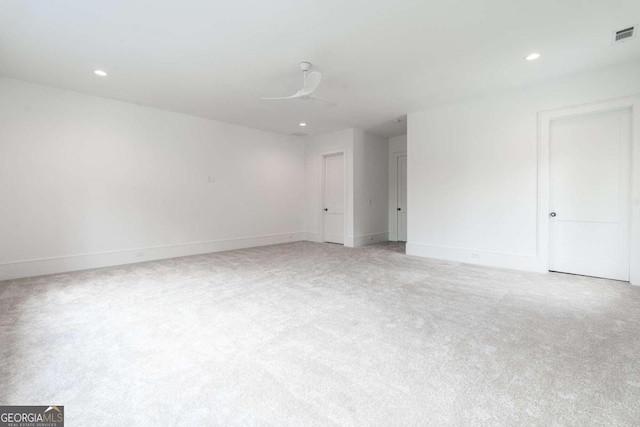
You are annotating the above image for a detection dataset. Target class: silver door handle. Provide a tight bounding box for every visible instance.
[550,212,556,217]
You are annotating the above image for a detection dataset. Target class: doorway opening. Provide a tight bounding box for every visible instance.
[322,152,346,245]
[389,150,407,242]
[548,108,631,281]
[396,154,408,242]
[538,95,640,285]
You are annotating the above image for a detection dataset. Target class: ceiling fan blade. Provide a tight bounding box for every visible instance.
[310,95,338,107]
[301,71,322,95]
[260,96,301,100]
[261,90,302,101]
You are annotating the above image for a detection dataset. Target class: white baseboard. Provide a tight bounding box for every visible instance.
[304,232,323,243]
[305,231,354,247]
[406,242,544,273]
[304,231,354,246]
[353,232,389,247]
[388,231,398,242]
[344,235,355,248]
[303,232,388,248]
[0,232,305,281]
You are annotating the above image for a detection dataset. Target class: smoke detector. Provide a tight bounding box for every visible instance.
[613,26,635,43]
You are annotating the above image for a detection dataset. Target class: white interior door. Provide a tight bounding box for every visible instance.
[324,153,345,244]
[397,155,408,242]
[549,109,631,281]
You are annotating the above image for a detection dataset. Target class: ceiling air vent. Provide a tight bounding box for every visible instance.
[614,26,635,43]
[291,132,308,137]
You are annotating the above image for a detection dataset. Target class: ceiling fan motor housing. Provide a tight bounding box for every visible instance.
[299,61,312,71]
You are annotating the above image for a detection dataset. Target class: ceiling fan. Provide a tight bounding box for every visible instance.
[261,62,337,107]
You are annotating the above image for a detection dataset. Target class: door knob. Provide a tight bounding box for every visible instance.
[397,208,401,211]
[550,212,557,217]
[324,208,328,211]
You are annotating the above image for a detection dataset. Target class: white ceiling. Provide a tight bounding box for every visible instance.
[1,0,639,138]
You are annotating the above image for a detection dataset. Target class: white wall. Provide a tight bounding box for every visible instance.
[303,128,355,245]
[353,130,389,246]
[388,135,407,241]
[407,59,640,280]
[0,77,305,280]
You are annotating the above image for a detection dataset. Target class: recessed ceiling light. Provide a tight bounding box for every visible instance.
[393,119,402,123]
[299,122,306,127]
[525,53,541,61]
[94,70,108,77]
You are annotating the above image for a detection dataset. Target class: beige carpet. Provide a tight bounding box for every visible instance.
[1,241,639,426]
